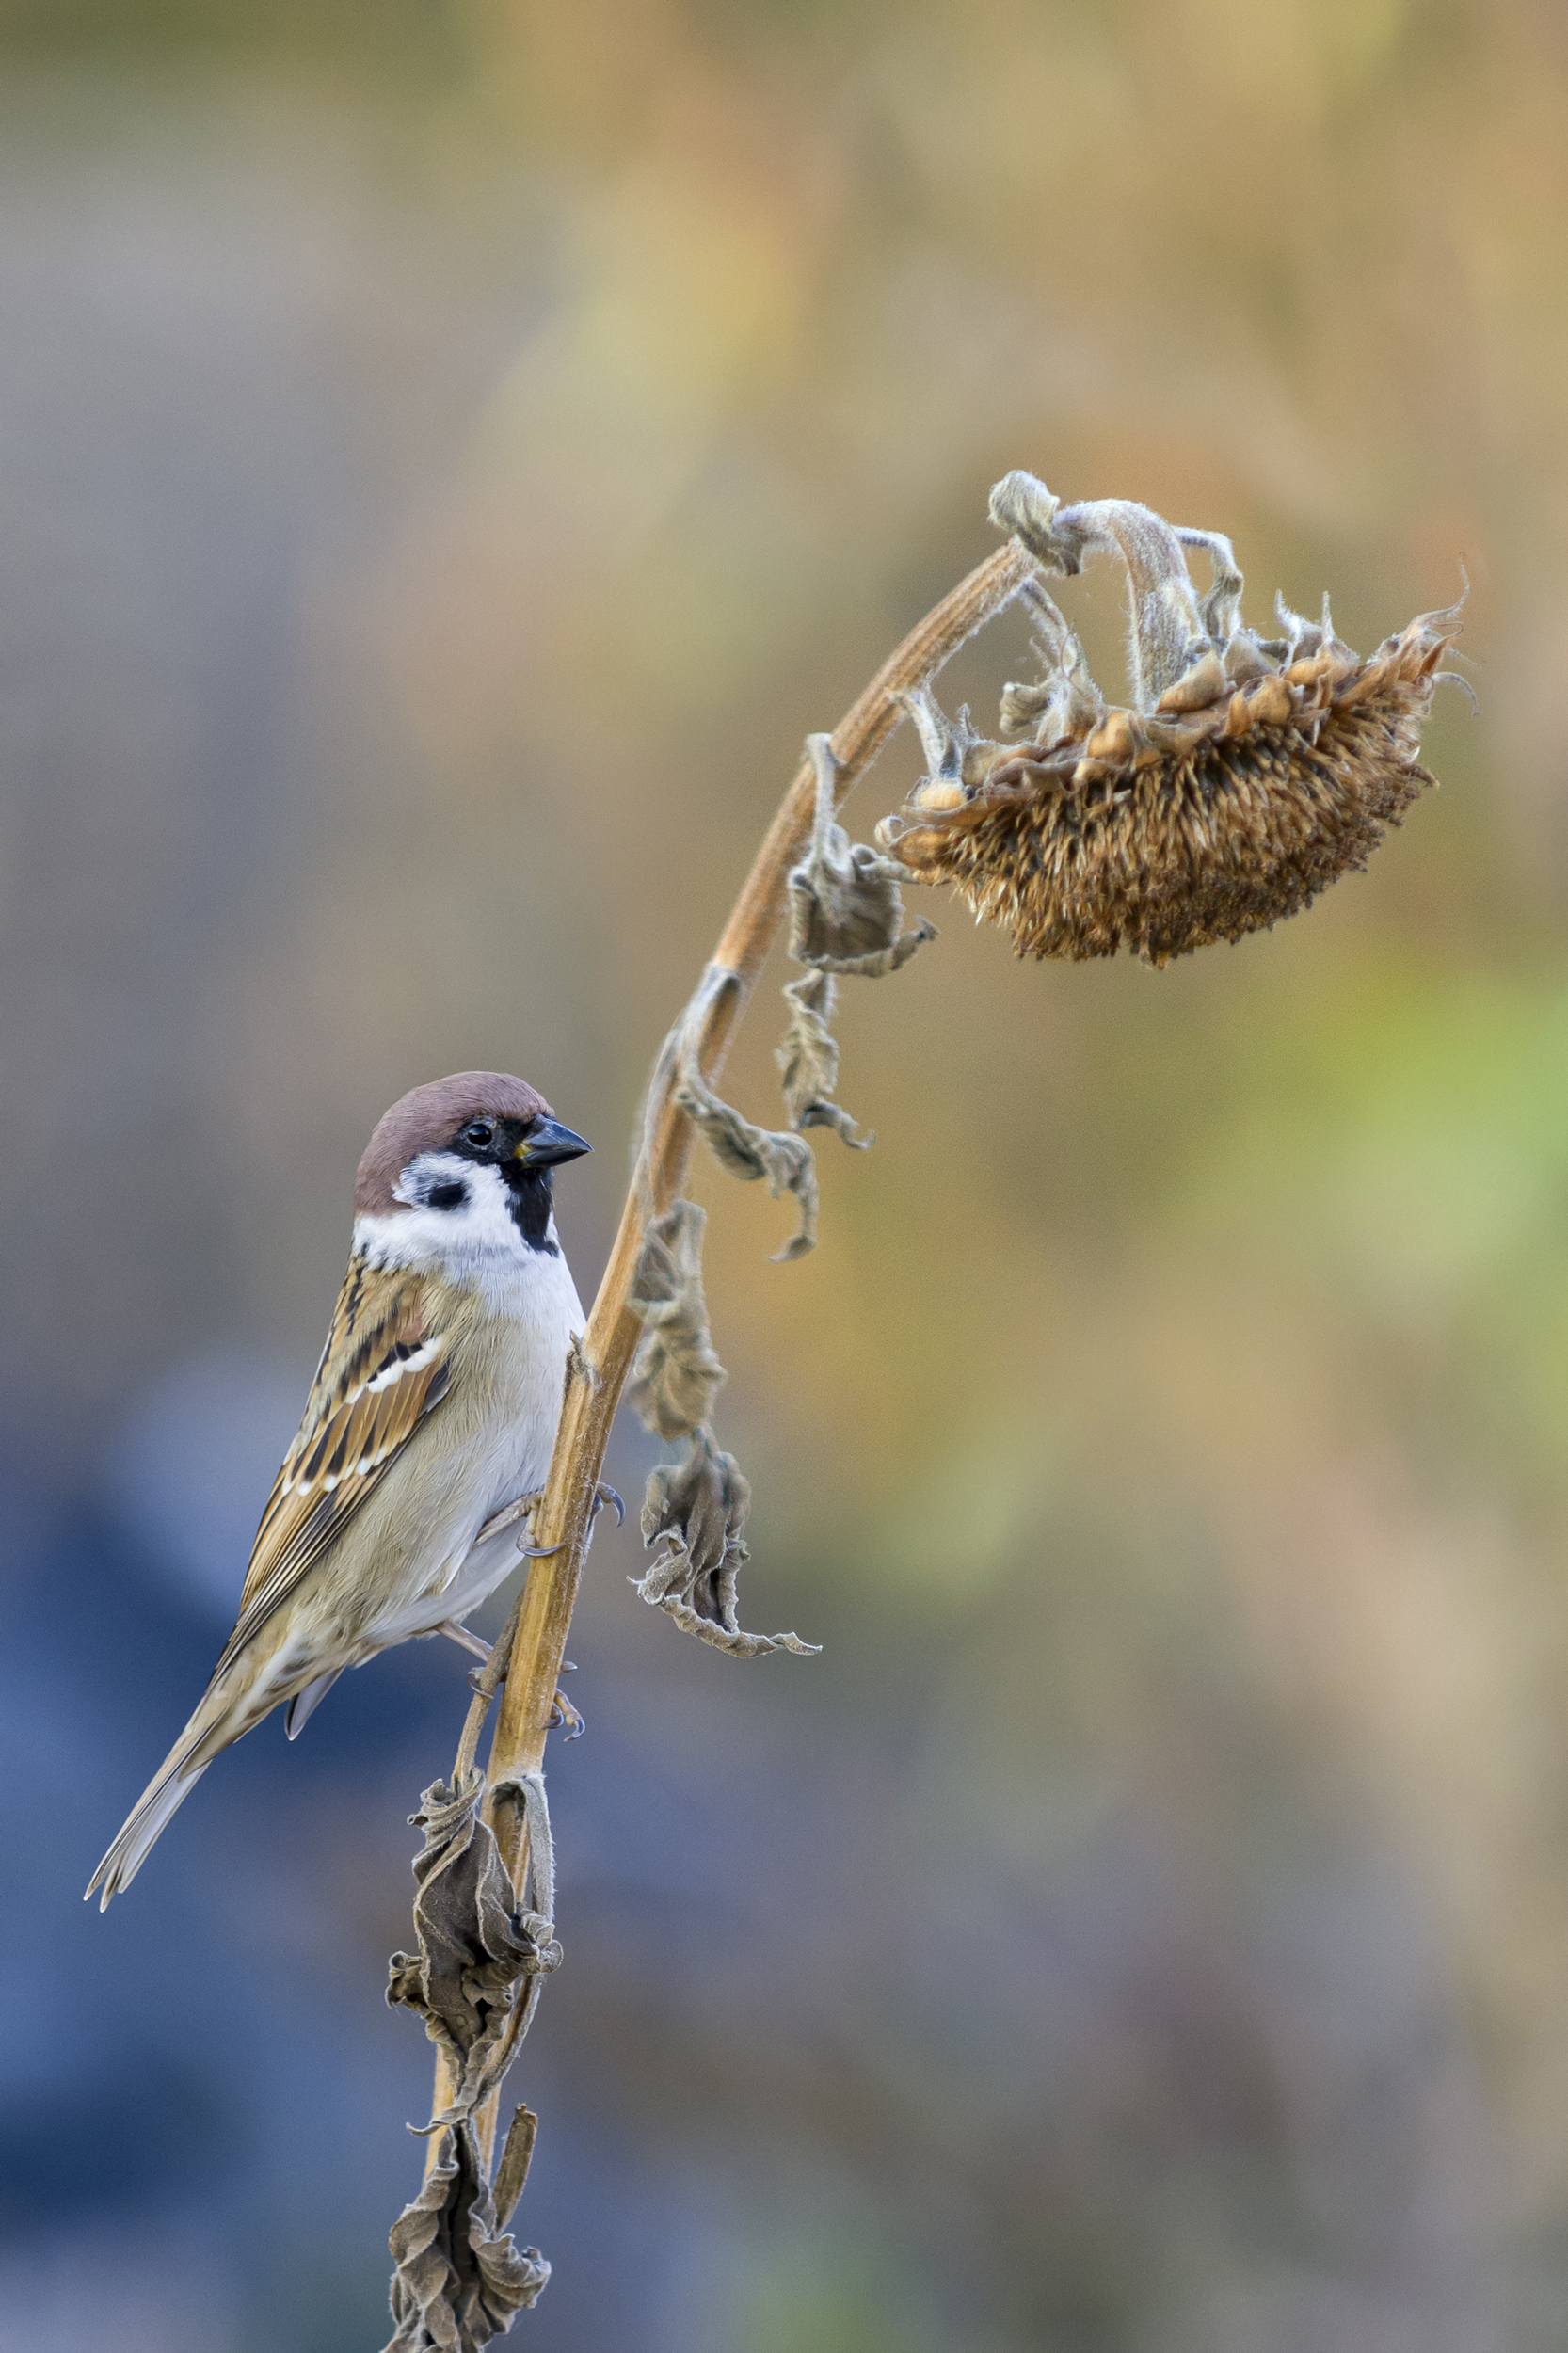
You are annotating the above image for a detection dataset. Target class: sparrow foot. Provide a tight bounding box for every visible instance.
[440,1618,492,1664]
[592,1481,626,1526]
[548,1682,586,1740]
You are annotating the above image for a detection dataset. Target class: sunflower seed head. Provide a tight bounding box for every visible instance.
[885,476,1466,967]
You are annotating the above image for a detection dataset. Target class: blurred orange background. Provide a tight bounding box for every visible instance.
[0,1,1561,2346]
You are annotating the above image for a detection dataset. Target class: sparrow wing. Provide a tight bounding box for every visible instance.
[211,1258,452,1677]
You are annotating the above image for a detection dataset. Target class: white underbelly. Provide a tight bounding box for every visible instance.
[369,1301,579,1645]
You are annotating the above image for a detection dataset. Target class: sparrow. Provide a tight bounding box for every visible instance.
[88,1071,592,1909]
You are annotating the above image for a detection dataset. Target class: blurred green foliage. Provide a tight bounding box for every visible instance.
[0,0,468,69]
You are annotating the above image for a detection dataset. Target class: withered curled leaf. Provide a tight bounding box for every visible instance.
[384,2118,550,2352]
[386,1769,559,2136]
[787,730,935,977]
[627,1199,728,1439]
[653,965,820,1261]
[675,1048,820,1262]
[770,729,938,1148]
[776,970,871,1147]
[383,1769,557,2348]
[632,1429,818,1658]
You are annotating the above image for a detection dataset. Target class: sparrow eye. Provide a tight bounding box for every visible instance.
[462,1120,494,1149]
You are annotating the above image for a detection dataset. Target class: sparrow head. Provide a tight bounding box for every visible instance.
[355,1072,591,1257]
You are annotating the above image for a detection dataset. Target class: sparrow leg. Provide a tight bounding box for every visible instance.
[474,1492,538,1545]
[472,1490,565,1558]
[439,1618,493,1664]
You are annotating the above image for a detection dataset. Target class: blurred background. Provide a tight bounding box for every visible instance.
[0,0,1560,2345]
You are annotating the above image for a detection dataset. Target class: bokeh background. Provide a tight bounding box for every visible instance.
[0,0,1561,2345]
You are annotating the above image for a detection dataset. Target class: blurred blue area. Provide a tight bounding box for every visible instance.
[0,1446,1508,2349]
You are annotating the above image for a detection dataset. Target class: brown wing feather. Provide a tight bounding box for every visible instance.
[211,1258,451,1678]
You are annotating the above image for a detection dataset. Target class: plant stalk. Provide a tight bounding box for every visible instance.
[424,536,1034,2167]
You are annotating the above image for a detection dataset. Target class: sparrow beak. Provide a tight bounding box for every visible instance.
[516,1117,592,1169]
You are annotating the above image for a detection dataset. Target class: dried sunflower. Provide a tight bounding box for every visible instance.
[877,471,1467,968]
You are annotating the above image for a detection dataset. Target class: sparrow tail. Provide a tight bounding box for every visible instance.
[85,1734,214,1911]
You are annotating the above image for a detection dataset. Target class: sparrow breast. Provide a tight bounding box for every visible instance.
[343,1151,586,1641]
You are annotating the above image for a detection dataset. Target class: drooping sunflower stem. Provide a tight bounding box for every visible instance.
[477,536,1035,1859]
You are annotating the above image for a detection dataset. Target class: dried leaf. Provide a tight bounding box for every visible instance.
[632,1429,818,1659]
[638,1588,821,1659]
[775,971,871,1146]
[786,732,935,977]
[383,1773,560,2342]
[387,1769,559,2135]
[627,1200,727,1439]
[638,1431,749,1622]
[491,2105,539,2235]
[674,1051,819,1264]
[384,2119,550,2352]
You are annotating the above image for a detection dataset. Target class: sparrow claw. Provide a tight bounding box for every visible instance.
[547,1686,586,1740]
[520,1539,567,1559]
[592,1482,626,1526]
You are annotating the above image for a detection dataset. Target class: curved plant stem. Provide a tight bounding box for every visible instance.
[424,536,1034,2166]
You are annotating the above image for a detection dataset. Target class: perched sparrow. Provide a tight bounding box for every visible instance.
[88,1072,591,1909]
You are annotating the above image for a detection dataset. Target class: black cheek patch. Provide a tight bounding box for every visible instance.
[426,1181,470,1212]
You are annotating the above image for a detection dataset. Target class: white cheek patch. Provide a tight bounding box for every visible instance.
[356,1158,564,1307]
[394,1151,474,1214]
